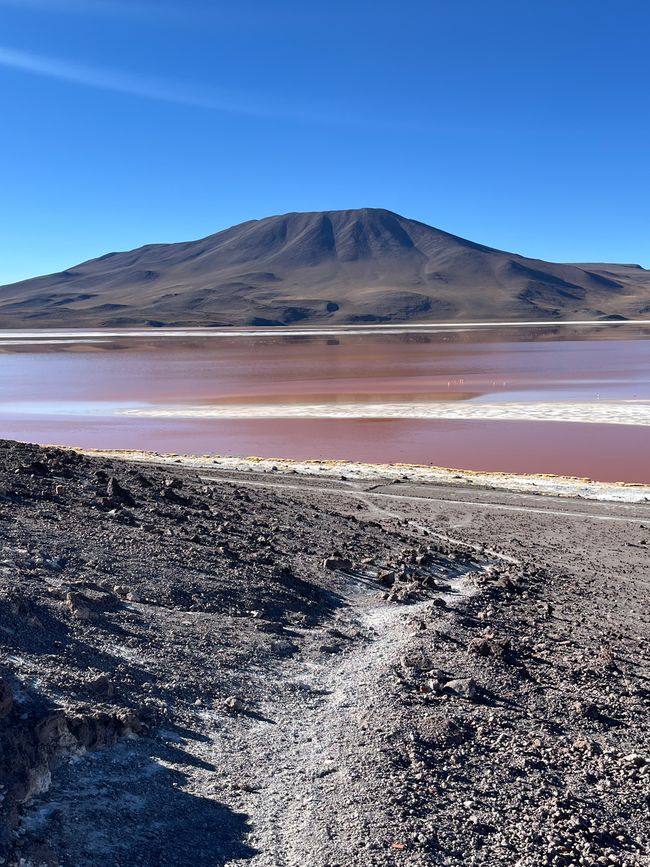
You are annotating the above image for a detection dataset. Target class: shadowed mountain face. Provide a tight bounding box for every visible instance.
[1,208,648,327]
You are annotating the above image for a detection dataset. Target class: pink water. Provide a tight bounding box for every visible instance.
[0,331,649,483]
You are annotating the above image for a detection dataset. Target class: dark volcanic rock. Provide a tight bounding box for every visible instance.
[0,438,648,867]
[106,476,136,507]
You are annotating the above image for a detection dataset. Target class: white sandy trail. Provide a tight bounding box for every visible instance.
[118,400,650,426]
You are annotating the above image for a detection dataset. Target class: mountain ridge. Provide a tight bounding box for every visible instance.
[1,208,648,327]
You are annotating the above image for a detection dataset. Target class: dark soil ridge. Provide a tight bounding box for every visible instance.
[0,439,648,866]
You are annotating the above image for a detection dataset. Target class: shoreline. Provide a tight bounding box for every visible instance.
[74,446,650,503]
[0,318,649,342]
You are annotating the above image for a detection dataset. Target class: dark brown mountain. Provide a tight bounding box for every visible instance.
[0,208,648,327]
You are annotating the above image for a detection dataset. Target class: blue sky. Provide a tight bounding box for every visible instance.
[0,0,648,284]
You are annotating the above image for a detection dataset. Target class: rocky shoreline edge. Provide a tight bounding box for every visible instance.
[76,447,650,503]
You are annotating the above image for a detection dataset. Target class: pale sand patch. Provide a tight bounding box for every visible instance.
[117,400,650,427]
[75,448,650,503]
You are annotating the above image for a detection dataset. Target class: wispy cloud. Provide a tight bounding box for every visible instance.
[0,45,334,123]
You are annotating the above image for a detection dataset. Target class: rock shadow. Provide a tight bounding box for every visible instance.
[17,734,256,866]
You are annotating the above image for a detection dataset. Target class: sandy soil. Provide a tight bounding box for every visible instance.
[0,440,648,866]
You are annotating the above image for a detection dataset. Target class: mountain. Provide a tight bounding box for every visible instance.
[0,208,648,327]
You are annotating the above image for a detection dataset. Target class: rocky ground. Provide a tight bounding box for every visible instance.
[0,439,648,866]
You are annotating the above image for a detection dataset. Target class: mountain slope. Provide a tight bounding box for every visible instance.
[0,208,648,327]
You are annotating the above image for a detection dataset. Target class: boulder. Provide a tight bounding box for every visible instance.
[270,639,298,657]
[106,477,136,507]
[443,677,480,701]
[65,592,92,621]
[323,556,352,572]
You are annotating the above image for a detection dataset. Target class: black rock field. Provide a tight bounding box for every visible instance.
[0,439,648,866]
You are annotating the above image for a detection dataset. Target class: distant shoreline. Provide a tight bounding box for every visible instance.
[0,319,649,343]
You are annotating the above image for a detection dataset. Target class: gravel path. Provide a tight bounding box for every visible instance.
[221,585,464,867]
